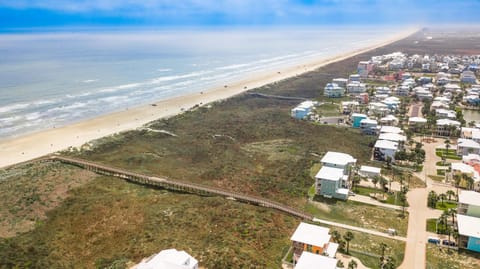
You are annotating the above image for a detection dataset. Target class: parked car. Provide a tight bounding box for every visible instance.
[427,237,440,244]
[442,239,456,246]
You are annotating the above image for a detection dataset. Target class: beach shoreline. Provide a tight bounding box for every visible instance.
[0,28,419,168]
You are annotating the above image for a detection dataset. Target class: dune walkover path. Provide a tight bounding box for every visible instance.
[21,155,406,242]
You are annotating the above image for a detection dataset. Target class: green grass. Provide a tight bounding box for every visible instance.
[0,176,297,268]
[316,103,342,117]
[308,184,316,199]
[429,175,445,182]
[435,149,462,160]
[329,226,405,269]
[306,196,408,236]
[426,218,438,233]
[436,161,451,166]
[436,201,457,211]
[426,244,480,269]
[353,186,408,207]
[437,169,446,176]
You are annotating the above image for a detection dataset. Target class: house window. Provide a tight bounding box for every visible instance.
[316,250,319,254]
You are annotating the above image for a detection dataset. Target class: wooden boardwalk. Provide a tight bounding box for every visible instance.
[49,155,313,220]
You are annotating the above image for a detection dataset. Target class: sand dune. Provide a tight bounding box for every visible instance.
[0,28,418,168]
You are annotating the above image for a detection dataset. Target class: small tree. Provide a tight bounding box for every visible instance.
[348,260,358,269]
[427,191,438,208]
[337,260,345,268]
[372,175,380,189]
[343,231,354,254]
[330,230,342,243]
[446,190,456,201]
[438,193,447,206]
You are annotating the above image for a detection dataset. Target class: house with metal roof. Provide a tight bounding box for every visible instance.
[290,222,338,264]
[294,252,338,269]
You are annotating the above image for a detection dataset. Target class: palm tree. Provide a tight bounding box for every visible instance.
[343,231,354,254]
[330,230,341,243]
[438,193,447,206]
[428,190,438,208]
[379,242,388,263]
[449,208,457,226]
[453,174,461,197]
[382,256,396,269]
[464,175,475,190]
[372,175,380,188]
[348,260,358,269]
[446,190,456,201]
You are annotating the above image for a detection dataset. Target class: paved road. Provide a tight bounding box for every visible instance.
[312,218,407,242]
[398,136,457,269]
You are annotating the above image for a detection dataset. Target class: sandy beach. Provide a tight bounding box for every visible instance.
[0,28,418,168]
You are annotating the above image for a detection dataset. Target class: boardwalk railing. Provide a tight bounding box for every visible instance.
[49,155,313,220]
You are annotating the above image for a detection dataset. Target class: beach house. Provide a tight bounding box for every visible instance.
[324,83,345,98]
[290,222,339,264]
[374,140,398,161]
[351,113,367,128]
[408,117,427,132]
[315,151,356,200]
[359,165,381,178]
[349,74,361,82]
[461,70,477,84]
[346,81,367,94]
[357,61,374,78]
[360,118,378,135]
[435,119,461,136]
[457,191,480,253]
[133,249,199,269]
[394,85,410,96]
[457,138,480,156]
[294,252,337,269]
[291,100,317,120]
[332,78,348,88]
[379,115,399,126]
[379,125,403,135]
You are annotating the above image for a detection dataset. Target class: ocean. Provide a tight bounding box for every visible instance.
[0,27,402,138]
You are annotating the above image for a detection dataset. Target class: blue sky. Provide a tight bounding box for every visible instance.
[0,0,479,30]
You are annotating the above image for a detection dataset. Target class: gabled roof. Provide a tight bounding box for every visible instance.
[458,138,480,149]
[457,214,480,239]
[360,165,381,174]
[315,166,345,181]
[379,125,402,134]
[436,118,461,126]
[295,252,337,269]
[321,151,356,166]
[408,117,427,123]
[290,222,331,247]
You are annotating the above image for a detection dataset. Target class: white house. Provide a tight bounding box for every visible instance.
[457,138,480,156]
[134,249,199,269]
[291,101,317,119]
[461,127,480,143]
[360,118,378,135]
[435,108,457,119]
[378,132,407,146]
[380,126,403,134]
[290,222,338,263]
[374,140,398,161]
[324,83,345,98]
[346,81,367,93]
[436,119,461,136]
[316,152,356,200]
[379,115,399,126]
[295,252,337,269]
[359,165,381,178]
[332,78,348,88]
[349,74,361,82]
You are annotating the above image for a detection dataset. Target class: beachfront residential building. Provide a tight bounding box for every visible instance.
[346,81,367,93]
[395,85,410,96]
[324,83,345,98]
[408,117,427,132]
[375,86,391,95]
[379,115,399,126]
[461,71,477,84]
[378,132,406,148]
[457,191,480,253]
[457,139,480,156]
[368,102,389,117]
[349,74,361,82]
[355,92,369,104]
[332,78,348,88]
[351,113,367,128]
[360,118,378,135]
[444,83,462,94]
[359,165,381,178]
[290,222,339,263]
[461,127,480,142]
[436,109,457,119]
[315,151,356,200]
[291,101,317,120]
[435,119,461,137]
[379,125,403,134]
[133,249,199,269]
[357,61,374,78]
[374,140,398,161]
[294,252,337,269]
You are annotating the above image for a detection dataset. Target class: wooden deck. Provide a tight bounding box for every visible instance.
[48,155,313,220]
